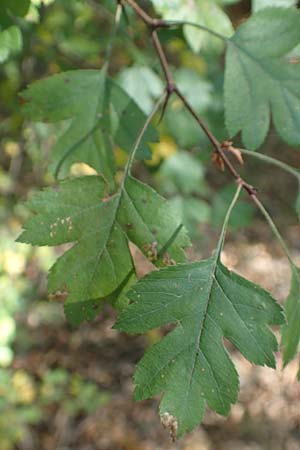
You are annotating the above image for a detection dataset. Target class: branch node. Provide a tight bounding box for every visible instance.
[157,90,172,124]
[167,83,175,94]
[151,18,167,29]
[240,180,258,197]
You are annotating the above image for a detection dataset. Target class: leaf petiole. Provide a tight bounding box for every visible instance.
[217,184,242,256]
[238,148,300,181]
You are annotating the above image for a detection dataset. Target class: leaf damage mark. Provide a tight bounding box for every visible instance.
[161,412,178,441]
[162,253,176,266]
[144,241,158,261]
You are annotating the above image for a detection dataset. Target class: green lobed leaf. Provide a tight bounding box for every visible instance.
[116,189,284,437]
[224,7,300,149]
[281,266,300,366]
[21,70,158,181]
[17,175,190,326]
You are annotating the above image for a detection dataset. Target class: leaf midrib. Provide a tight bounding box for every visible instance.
[184,255,219,410]
[80,193,123,301]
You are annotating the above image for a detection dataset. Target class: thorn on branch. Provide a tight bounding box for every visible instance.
[236,177,258,196]
[157,94,169,124]
[157,88,174,124]
[167,83,175,94]
[221,140,244,165]
[150,19,169,30]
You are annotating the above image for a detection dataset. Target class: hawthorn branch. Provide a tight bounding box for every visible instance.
[122,0,297,272]
[122,0,257,197]
[174,88,257,195]
[123,0,167,28]
[151,30,174,89]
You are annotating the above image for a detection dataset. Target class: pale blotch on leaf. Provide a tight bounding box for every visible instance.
[160,412,178,442]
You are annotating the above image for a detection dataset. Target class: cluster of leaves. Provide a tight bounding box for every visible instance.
[116,186,284,435]
[12,0,300,439]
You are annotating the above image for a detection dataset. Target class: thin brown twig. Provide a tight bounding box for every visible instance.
[122,0,258,198]
[123,0,154,25]
[151,30,174,88]
[174,88,257,195]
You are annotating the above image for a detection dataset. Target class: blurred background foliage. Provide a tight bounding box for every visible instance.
[1,1,300,449]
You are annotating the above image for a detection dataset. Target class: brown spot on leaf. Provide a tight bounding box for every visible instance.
[161,412,178,442]
[162,253,176,266]
[144,241,158,262]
